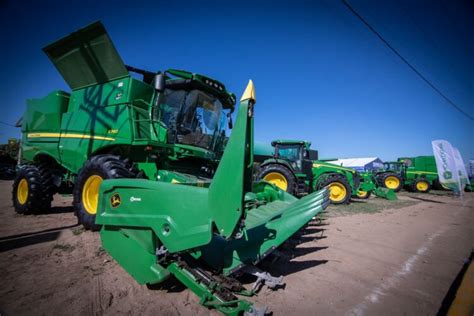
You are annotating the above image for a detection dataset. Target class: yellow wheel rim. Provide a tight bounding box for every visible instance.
[357,190,368,198]
[263,172,288,191]
[17,178,28,205]
[328,182,347,202]
[385,176,400,189]
[416,181,429,191]
[82,175,103,215]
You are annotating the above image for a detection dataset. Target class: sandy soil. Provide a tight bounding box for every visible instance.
[0,179,472,316]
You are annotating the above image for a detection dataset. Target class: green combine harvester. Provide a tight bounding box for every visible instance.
[13,21,237,229]
[13,21,330,315]
[374,156,439,193]
[253,140,396,203]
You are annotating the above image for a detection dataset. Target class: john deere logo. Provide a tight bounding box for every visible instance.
[110,193,121,208]
[443,171,452,180]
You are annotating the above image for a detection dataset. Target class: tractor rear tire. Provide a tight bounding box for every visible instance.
[317,174,351,205]
[381,173,403,192]
[412,178,431,193]
[12,165,54,214]
[256,164,296,195]
[73,155,137,231]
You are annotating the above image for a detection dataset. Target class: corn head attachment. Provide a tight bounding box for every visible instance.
[96,81,329,315]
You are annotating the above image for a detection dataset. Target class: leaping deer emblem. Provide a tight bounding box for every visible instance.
[110,193,121,208]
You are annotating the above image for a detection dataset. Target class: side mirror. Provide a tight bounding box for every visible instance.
[154,73,165,92]
[227,113,233,129]
[309,150,318,160]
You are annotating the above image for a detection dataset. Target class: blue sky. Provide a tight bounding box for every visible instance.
[0,0,472,161]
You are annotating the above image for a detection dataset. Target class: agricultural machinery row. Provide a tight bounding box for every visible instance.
[8,22,470,315]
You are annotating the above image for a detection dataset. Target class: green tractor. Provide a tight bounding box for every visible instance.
[374,156,439,193]
[371,161,405,192]
[14,22,330,314]
[254,140,376,204]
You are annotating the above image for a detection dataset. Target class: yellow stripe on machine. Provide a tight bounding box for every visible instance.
[312,163,354,173]
[406,171,438,175]
[27,132,115,141]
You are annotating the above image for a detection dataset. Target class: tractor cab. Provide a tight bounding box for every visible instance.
[383,161,405,171]
[272,140,317,177]
[382,161,406,178]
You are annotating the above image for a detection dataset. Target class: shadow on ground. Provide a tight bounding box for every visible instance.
[0,222,79,252]
[34,205,74,215]
[408,196,445,204]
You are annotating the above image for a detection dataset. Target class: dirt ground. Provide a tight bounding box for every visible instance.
[0,179,472,316]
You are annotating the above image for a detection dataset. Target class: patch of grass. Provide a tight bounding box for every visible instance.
[327,197,420,217]
[53,243,75,252]
[72,226,85,235]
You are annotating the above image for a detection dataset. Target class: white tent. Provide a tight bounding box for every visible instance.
[329,157,383,172]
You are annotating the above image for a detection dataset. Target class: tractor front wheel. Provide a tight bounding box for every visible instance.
[317,174,351,204]
[256,164,296,195]
[413,178,431,193]
[355,190,371,199]
[12,165,54,214]
[382,173,403,192]
[73,155,137,231]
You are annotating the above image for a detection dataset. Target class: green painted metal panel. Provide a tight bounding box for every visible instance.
[21,90,70,163]
[312,160,358,191]
[399,156,439,185]
[207,99,254,238]
[57,102,133,173]
[254,141,274,157]
[43,21,128,90]
[67,77,132,111]
[100,227,169,284]
[223,189,327,274]
[24,90,70,134]
[97,179,213,253]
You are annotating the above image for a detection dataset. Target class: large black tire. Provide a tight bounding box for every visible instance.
[412,178,431,193]
[36,161,61,195]
[256,163,297,195]
[73,155,137,231]
[381,173,403,192]
[317,173,351,205]
[12,165,54,214]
